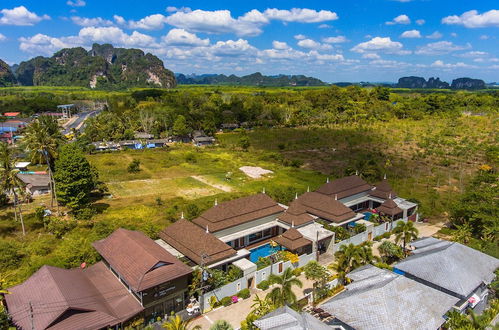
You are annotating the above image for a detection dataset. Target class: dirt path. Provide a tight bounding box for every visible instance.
[191,175,233,192]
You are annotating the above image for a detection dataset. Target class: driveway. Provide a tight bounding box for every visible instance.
[190,274,315,329]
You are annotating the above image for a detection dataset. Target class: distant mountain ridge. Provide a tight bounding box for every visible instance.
[0,59,17,87]
[13,44,176,89]
[175,72,327,86]
[396,76,486,90]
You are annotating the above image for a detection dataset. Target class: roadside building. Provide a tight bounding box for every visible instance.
[3,112,20,118]
[192,130,215,146]
[16,173,51,196]
[394,237,499,313]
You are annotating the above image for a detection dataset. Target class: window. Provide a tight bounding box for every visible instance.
[237,282,241,291]
[263,228,272,237]
[249,231,263,243]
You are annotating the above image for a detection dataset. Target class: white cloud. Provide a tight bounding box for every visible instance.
[369,59,409,68]
[351,37,408,55]
[297,38,332,50]
[263,8,338,23]
[480,35,489,40]
[431,60,472,68]
[457,51,488,58]
[310,51,344,61]
[162,28,209,46]
[0,6,50,26]
[272,41,290,50]
[211,39,256,57]
[386,14,410,25]
[0,33,6,42]
[415,41,471,55]
[318,24,331,29]
[166,7,191,13]
[451,32,458,37]
[426,31,443,39]
[294,34,307,40]
[71,16,114,27]
[362,53,380,59]
[164,9,264,36]
[127,14,168,30]
[79,27,157,47]
[67,0,86,7]
[19,34,73,55]
[442,9,499,28]
[416,19,425,25]
[400,30,421,38]
[322,35,348,43]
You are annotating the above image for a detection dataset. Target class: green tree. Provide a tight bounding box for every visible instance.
[303,260,329,303]
[0,143,26,235]
[266,267,303,307]
[54,143,95,210]
[378,241,404,263]
[127,159,141,173]
[173,115,190,137]
[238,135,250,152]
[210,320,234,330]
[330,243,363,284]
[392,221,419,254]
[162,313,201,330]
[0,278,9,330]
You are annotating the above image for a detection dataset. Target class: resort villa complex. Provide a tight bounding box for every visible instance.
[159,174,419,273]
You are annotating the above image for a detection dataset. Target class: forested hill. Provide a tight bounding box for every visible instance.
[176,72,327,86]
[396,76,486,90]
[13,44,176,89]
[0,59,16,87]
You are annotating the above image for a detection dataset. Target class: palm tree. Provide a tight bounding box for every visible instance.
[162,313,201,330]
[392,221,419,254]
[0,143,26,235]
[209,320,234,330]
[358,241,378,265]
[23,116,63,210]
[266,267,303,307]
[250,294,274,317]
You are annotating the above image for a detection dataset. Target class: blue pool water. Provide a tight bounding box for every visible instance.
[363,212,373,220]
[249,243,280,263]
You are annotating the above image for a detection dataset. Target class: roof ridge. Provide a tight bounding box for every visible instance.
[202,203,281,223]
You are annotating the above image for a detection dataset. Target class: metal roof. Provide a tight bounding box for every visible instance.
[321,265,459,330]
[254,306,331,330]
[395,237,499,298]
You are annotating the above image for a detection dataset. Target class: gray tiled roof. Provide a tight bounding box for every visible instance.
[254,306,331,330]
[321,265,458,330]
[395,237,499,298]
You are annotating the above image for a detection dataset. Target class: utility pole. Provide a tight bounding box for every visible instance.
[29,301,34,330]
[42,149,59,215]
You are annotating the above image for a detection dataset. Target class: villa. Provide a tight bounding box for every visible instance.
[394,237,499,313]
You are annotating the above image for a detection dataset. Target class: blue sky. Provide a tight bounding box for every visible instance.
[0,0,498,82]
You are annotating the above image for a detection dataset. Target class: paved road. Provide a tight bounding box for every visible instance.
[63,110,100,135]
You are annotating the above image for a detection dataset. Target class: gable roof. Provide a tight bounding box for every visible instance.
[17,173,51,188]
[370,179,397,199]
[192,194,285,232]
[254,305,331,330]
[294,192,356,223]
[395,238,499,298]
[5,262,143,330]
[321,265,458,330]
[273,228,312,251]
[376,198,403,216]
[93,228,192,292]
[277,200,315,227]
[316,175,372,199]
[159,219,237,266]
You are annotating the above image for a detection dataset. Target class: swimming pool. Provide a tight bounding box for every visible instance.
[249,243,281,263]
[363,211,374,220]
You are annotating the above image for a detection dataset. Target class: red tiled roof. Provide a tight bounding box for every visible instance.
[370,179,397,199]
[159,219,237,266]
[376,198,403,216]
[4,112,20,117]
[294,192,356,223]
[5,262,143,330]
[316,175,372,199]
[192,194,285,232]
[93,228,192,292]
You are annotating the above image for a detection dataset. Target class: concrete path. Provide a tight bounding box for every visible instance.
[190,274,315,329]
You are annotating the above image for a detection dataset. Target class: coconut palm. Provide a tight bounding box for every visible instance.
[0,143,26,235]
[266,267,303,307]
[330,243,372,284]
[209,320,234,330]
[392,221,419,254]
[162,313,201,330]
[23,116,63,210]
[250,294,274,317]
[358,241,378,265]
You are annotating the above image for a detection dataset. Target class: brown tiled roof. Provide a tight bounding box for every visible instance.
[5,262,143,330]
[376,198,403,216]
[159,219,237,266]
[294,192,356,223]
[192,194,285,232]
[370,179,397,199]
[278,200,314,227]
[93,228,192,292]
[273,228,312,251]
[316,175,372,199]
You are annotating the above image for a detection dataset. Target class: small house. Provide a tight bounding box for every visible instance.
[16,173,51,196]
[192,130,215,146]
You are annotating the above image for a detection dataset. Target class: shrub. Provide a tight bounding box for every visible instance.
[220,296,232,307]
[209,296,220,309]
[257,280,269,290]
[375,262,394,271]
[47,217,77,238]
[0,192,8,207]
[293,267,303,277]
[353,223,366,234]
[127,159,141,173]
[256,257,271,270]
[237,288,250,299]
[210,320,234,330]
